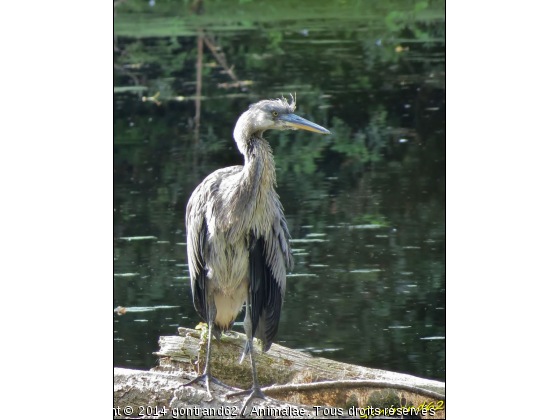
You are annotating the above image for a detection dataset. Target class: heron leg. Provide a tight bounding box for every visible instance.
[226,304,268,415]
[182,301,233,399]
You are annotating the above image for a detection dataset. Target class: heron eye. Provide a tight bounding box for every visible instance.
[272,111,279,117]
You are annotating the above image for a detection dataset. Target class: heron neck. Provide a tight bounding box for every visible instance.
[219,136,276,238]
[241,135,276,194]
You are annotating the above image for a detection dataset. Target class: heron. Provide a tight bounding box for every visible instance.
[184,95,330,410]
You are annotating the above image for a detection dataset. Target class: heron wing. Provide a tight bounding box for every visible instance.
[186,165,245,324]
[186,187,209,323]
[249,208,293,352]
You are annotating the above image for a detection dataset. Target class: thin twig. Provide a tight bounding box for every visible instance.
[262,380,445,401]
[114,64,139,86]
[142,92,161,106]
[189,0,204,15]
[203,36,239,83]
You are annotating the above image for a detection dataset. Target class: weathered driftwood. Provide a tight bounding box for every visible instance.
[147,327,446,417]
[114,368,345,419]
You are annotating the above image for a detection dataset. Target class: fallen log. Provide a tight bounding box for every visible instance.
[114,368,345,419]
[114,327,446,419]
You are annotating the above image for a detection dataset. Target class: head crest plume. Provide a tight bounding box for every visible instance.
[280,93,296,113]
[247,93,297,113]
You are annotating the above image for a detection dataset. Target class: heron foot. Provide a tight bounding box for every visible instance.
[226,387,267,416]
[182,374,234,400]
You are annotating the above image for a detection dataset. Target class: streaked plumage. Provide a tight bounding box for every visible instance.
[184,96,330,409]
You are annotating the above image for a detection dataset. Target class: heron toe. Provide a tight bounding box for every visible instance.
[183,373,234,400]
[226,387,268,416]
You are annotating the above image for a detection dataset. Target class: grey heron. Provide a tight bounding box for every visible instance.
[184,95,330,410]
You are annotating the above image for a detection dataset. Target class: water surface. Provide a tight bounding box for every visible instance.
[114,0,445,381]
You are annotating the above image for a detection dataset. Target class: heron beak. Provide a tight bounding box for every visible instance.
[278,113,331,134]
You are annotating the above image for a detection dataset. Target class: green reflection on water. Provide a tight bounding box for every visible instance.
[114,0,445,380]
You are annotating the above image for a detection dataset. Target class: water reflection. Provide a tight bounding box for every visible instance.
[114,0,445,381]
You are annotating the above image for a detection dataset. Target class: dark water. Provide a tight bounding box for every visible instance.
[114,0,445,381]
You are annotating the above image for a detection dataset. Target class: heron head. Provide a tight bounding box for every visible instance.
[241,94,331,135]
